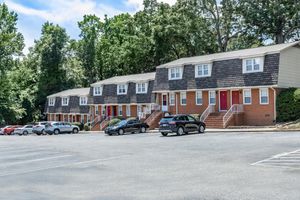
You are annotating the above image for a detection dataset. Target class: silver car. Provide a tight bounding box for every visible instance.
[45,122,80,135]
[32,121,49,135]
[14,125,34,135]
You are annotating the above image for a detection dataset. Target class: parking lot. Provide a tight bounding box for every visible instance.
[0,131,300,200]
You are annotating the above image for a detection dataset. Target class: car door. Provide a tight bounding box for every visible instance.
[25,125,33,134]
[125,120,135,133]
[131,120,140,132]
[63,123,72,133]
[186,116,199,132]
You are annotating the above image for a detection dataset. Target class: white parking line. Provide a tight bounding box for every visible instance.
[0,154,131,177]
[0,151,61,160]
[0,148,54,154]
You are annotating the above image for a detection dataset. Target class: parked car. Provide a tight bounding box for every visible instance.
[32,121,49,135]
[105,119,149,136]
[0,127,3,135]
[14,125,34,136]
[159,114,206,136]
[2,125,22,135]
[45,122,80,135]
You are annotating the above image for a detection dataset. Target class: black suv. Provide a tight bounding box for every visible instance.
[159,114,206,136]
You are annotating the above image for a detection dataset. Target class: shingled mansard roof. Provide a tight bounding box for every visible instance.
[91,72,156,86]
[157,41,300,68]
[47,88,90,98]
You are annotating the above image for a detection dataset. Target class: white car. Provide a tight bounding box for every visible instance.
[14,125,34,136]
[32,121,49,135]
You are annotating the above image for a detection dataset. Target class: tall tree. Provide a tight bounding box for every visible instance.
[35,22,69,114]
[0,3,24,124]
[239,0,300,44]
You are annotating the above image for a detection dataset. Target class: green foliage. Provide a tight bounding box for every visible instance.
[84,123,90,131]
[108,118,121,126]
[277,88,300,122]
[72,122,84,131]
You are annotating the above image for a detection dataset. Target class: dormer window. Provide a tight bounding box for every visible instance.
[168,67,183,80]
[62,97,69,106]
[79,96,88,105]
[243,57,264,73]
[49,98,55,106]
[117,84,127,95]
[93,86,102,96]
[136,82,148,94]
[195,64,212,78]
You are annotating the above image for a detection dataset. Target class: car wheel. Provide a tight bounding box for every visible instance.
[199,125,205,133]
[54,129,60,135]
[140,126,146,133]
[23,131,28,135]
[161,132,168,136]
[118,129,124,135]
[72,128,79,134]
[177,127,184,136]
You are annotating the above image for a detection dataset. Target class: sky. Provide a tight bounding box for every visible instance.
[1,0,176,54]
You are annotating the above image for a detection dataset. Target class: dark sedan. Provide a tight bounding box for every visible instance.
[105,119,149,135]
[159,114,206,136]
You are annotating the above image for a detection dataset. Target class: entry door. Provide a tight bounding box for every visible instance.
[162,94,168,112]
[232,91,240,105]
[220,91,228,110]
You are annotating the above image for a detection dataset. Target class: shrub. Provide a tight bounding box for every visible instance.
[72,122,84,131]
[277,88,300,122]
[108,118,121,126]
[84,123,90,131]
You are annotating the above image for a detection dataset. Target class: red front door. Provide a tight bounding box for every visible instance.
[107,106,111,116]
[232,91,240,105]
[220,91,227,110]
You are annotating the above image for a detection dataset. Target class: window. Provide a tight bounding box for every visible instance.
[187,116,196,122]
[62,97,69,106]
[137,105,142,116]
[117,84,127,95]
[93,86,102,96]
[195,64,212,78]
[79,96,87,105]
[209,91,216,105]
[118,105,123,116]
[95,106,99,115]
[169,67,183,80]
[169,93,175,106]
[136,82,148,94]
[196,91,203,105]
[243,89,252,104]
[48,98,55,106]
[180,92,187,105]
[101,106,105,116]
[126,105,131,116]
[260,88,269,104]
[243,57,264,73]
[81,114,85,123]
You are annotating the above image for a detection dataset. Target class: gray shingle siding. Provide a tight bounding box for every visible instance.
[153,53,280,91]
[45,96,90,114]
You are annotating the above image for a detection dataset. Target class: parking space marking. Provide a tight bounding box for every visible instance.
[0,151,61,160]
[252,149,300,169]
[0,154,131,177]
[0,148,56,154]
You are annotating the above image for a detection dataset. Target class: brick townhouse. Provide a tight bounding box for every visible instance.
[45,42,300,129]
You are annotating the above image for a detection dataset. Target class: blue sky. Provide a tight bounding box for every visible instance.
[1,0,175,54]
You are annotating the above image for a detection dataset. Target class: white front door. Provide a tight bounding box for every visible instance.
[162,94,168,112]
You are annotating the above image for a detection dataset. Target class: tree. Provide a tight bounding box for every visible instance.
[239,0,300,44]
[0,3,24,124]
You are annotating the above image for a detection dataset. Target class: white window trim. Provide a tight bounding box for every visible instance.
[169,93,175,106]
[61,97,69,106]
[168,67,183,80]
[126,105,131,116]
[243,89,252,105]
[48,98,55,106]
[117,84,128,95]
[95,106,99,115]
[195,64,212,78]
[93,86,102,96]
[195,91,203,105]
[79,96,88,106]
[118,105,123,116]
[180,92,187,106]
[209,91,216,105]
[136,82,148,94]
[242,57,264,74]
[259,88,269,105]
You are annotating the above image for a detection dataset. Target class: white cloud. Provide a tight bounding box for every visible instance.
[125,0,177,11]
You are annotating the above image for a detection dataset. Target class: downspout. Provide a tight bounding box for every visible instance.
[176,93,178,115]
[271,87,277,123]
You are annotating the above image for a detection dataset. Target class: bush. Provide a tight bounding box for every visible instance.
[72,122,84,131]
[84,123,90,131]
[108,118,121,126]
[277,88,300,122]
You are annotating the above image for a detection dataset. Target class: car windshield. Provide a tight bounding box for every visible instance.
[160,117,174,123]
[117,120,127,126]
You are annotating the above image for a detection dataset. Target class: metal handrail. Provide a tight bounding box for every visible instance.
[223,104,244,128]
[200,105,215,122]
